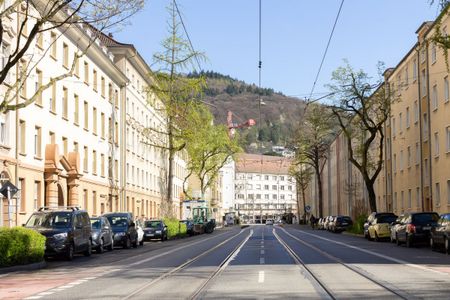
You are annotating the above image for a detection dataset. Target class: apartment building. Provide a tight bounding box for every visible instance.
[234,154,297,223]
[0,3,189,227]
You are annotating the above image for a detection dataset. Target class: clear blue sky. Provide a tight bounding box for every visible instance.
[114,0,440,99]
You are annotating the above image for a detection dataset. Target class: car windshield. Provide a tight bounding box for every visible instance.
[26,212,72,228]
[107,216,129,227]
[91,219,101,229]
[413,213,440,224]
[145,221,161,228]
[377,215,397,224]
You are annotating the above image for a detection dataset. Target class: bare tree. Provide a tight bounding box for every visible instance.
[0,0,143,112]
[289,163,313,224]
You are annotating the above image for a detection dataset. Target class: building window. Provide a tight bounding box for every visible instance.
[92,150,97,175]
[36,33,44,49]
[421,70,427,96]
[416,187,421,208]
[393,154,397,173]
[19,60,27,98]
[50,32,57,59]
[272,194,277,200]
[74,94,79,125]
[34,181,41,210]
[101,154,105,177]
[434,132,440,157]
[74,52,79,77]
[19,178,25,212]
[101,77,105,97]
[405,66,409,85]
[432,84,438,110]
[50,82,56,113]
[93,69,98,91]
[272,185,277,190]
[19,120,26,154]
[84,61,89,84]
[34,126,41,158]
[408,189,412,208]
[413,58,417,81]
[446,126,450,152]
[445,76,449,103]
[406,107,410,128]
[400,150,404,171]
[0,114,8,145]
[92,191,97,216]
[62,87,68,119]
[93,107,97,135]
[49,131,55,145]
[407,146,411,168]
[73,141,78,152]
[415,142,420,165]
[414,100,419,124]
[84,101,89,130]
[399,113,403,133]
[435,182,441,206]
[83,189,88,211]
[423,113,429,141]
[35,69,43,105]
[424,159,429,181]
[63,43,69,68]
[101,112,105,139]
[62,137,68,156]
[392,117,396,137]
[83,146,88,172]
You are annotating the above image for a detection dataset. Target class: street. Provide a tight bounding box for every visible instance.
[2,225,450,299]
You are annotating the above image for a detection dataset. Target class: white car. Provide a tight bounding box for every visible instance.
[136,220,145,246]
[266,219,274,225]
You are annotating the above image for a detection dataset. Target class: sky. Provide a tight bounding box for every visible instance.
[114,0,441,100]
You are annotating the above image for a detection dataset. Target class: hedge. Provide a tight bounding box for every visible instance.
[347,214,368,235]
[0,227,46,267]
[163,218,187,239]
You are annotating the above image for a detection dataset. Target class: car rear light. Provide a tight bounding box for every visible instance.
[407,224,416,233]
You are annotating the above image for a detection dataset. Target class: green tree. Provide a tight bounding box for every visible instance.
[289,163,313,223]
[145,1,206,217]
[182,103,241,200]
[292,103,334,217]
[327,62,394,213]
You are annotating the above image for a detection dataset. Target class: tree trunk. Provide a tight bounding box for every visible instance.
[366,179,377,212]
[166,125,174,217]
[296,186,302,224]
[316,168,323,218]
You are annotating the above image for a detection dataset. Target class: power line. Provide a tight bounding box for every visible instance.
[307,0,344,103]
[173,0,202,71]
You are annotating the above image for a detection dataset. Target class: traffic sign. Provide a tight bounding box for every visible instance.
[0,181,18,198]
[305,205,311,213]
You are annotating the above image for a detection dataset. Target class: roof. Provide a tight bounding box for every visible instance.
[235,153,292,175]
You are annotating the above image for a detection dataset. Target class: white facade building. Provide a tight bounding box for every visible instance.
[234,154,297,223]
[220,159,236,213]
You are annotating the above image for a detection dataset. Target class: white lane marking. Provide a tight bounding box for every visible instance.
[224,229,253,267]
[258,271,265,283]
[290,228,448,276]
[261,249,265,255]
[260,257,265,264]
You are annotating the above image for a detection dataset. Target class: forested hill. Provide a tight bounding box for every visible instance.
[187,71,306,154]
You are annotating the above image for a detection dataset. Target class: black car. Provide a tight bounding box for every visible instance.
[90,217,114,253]
[180,220,194,236]
[331,216,353,233]
[103,212,138,249]
[364,212,397,239]
[394,212,440,248]
[25,207,92,260]
[143,220,168,241]
[430,213,450,253]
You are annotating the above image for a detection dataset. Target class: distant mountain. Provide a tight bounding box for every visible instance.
[188,71,306,154]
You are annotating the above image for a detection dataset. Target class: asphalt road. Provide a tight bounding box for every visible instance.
[2,225,450,299]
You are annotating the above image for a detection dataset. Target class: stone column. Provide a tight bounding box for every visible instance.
[44,171,59,207]
[67,172,81,207]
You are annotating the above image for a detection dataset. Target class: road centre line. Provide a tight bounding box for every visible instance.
[289,228,448,276]
[258,271,265,283]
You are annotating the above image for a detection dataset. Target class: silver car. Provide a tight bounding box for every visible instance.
[90,217,114,253]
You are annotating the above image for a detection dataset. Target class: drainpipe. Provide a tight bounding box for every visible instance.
[425,42,433,210]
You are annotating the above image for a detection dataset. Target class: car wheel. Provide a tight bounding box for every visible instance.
[406,235,413,248]
[124,236,131,249]
[66,244,74,261]
[107,240,114,251]
[97,238,104,254]
[445,237,449,254]
[430,237,436,251]
[84,240,92,257]
[396,234,401,246]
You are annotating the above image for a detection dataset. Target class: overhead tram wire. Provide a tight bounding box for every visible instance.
[306,0,344,105]
[258,0,263,176]
[173,0,202,71]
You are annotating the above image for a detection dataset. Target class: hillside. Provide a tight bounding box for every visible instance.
[188,71,306,154]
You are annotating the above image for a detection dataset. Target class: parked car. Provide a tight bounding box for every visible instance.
[394,212,440,248]
[143,220,168,241]
[390,215,405,243]
[367,214,397,241]
[364,212,397,240]
[180,220,194,235]
[317,218,325,230]
[103,212,138,249]
[135,219,145,246]
[25,207,92,260]
[90,216,114,253]
[430,213,450,253]
[324,216,335,231]
[266,219,274,225]
[327,216,337,231]
[331,216,353,233]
